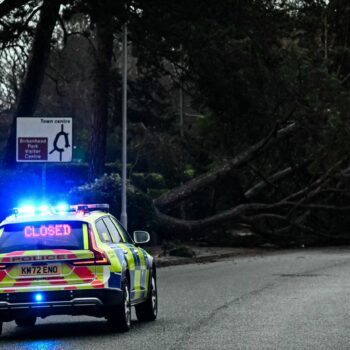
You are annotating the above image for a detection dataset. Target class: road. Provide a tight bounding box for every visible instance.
[1,248,350,349]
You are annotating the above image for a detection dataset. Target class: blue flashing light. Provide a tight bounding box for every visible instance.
[34,293,44,302]
[39,205,50,213]
[55,203,69,213]
[14,202,70,217]
[55,203,69,216]
[17,205,35,215]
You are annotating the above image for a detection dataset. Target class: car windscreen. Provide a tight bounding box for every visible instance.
[0,221,85,253]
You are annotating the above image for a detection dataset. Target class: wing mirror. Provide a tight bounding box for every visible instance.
[133,230,150,244]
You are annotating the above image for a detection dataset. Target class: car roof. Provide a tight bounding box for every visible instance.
[0,211,108,227]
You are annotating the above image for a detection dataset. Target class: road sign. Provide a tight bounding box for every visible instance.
[16,117,72,162]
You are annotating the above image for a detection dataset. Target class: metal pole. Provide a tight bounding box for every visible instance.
[42,163,46,200]
[120,20,128,230]
[179,44,184,138]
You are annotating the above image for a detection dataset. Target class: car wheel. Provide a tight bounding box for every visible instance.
[15,316,36,327]
[135,271,157,322]
[107,278,131,332]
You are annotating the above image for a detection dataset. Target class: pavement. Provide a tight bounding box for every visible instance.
[147,244,275,267]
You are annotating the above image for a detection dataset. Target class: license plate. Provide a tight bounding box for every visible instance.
[18,264,61,276]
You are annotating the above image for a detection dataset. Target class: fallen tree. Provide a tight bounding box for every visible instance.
[69,122,350,246]
[150,126,350,245]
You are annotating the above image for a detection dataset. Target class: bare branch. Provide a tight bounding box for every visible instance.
[0,0,31,19]
[282,160,344,204]
[245,166,294,199]
[284,202,350,211]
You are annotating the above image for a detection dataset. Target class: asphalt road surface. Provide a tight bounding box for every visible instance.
[1,248,350,349]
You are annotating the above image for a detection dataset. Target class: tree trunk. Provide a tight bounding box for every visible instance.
[2,0,61,168]
[154,123,296,211]
[88,5,114,180]
[154,202,275,237]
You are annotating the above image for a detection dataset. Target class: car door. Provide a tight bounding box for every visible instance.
[94,218,124,289]
[109,217,150,301]
[99,216,142,300]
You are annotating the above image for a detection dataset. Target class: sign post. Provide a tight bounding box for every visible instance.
[16,117,73,198]
[42,163,47,199]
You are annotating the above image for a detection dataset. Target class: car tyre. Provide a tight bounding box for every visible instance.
[135,271,157,322]
[107,278,131,332]
[15,316,36,327]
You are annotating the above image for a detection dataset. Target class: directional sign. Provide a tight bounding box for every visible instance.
[16,117,72,162]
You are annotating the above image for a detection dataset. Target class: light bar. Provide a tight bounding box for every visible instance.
[70,204,110,213]
[13,203,109,217]
[13,204,67,216]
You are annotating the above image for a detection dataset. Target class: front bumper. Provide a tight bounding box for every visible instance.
[0,289,123,321]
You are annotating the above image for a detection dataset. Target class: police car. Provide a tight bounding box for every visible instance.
[0,203,157,334]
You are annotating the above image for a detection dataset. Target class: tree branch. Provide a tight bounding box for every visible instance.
[154,123,296,210]
[245,166,294,199]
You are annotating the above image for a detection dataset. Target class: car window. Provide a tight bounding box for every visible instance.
[110,217,133,243]
[95,219,112,243]
[103,217,122,243]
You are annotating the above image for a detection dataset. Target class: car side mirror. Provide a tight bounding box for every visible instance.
[133,231,150,244]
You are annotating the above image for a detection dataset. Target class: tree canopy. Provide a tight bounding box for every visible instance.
[0,0,350,245]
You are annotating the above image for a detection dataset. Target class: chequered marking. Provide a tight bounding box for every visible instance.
[120,245,135,270]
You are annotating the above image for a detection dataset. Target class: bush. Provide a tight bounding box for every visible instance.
[130,172,166,195]
[69,173,156,234]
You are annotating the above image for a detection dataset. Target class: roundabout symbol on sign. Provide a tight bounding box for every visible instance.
[49,124,70,161]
